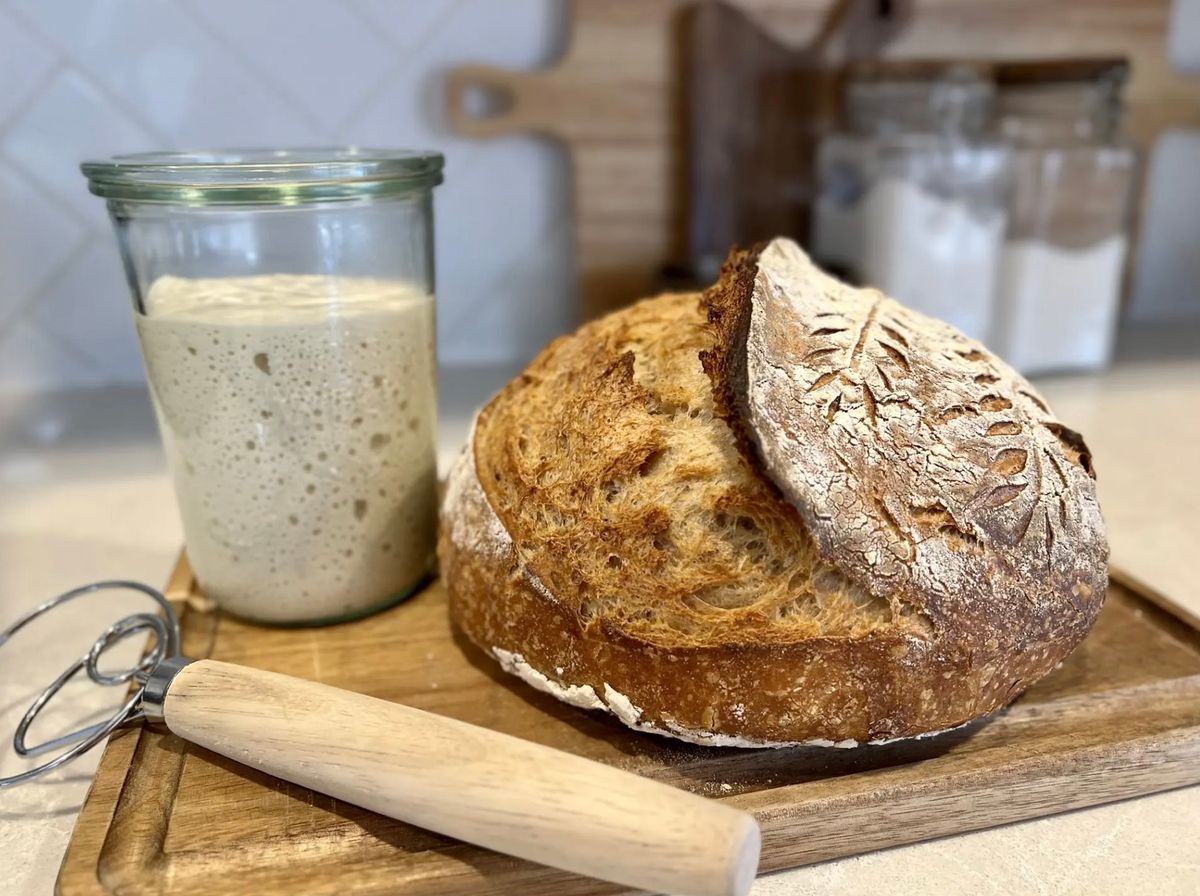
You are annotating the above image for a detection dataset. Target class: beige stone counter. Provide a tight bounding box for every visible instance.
[1,343,1197,895]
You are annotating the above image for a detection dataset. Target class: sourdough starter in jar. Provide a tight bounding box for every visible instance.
[137,274,437,623]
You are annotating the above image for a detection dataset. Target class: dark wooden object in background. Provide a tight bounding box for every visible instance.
[682,3,826,282]
[682,0,910,283]
[58,556,1200,895]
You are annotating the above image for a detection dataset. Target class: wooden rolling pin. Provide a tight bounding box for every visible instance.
[143,658,760,896]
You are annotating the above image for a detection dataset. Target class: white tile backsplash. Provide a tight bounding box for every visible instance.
[348,0,470,52]
[2,69,159,225]
[10,0,321,146]
[435,137,574,361]
[1169,0,1200,71]
[0,0,571,393]
[30,237,147,383]
[354,0,564,70]
[0,6,57,128]
[0,318,102,392]
[0,165,88,327]
[1131,129,1200,321]
[182,0,396,134]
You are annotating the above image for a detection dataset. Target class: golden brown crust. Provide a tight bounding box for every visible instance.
[467,293,904,647]
[439,435,1075,744]
[438,241,1108,745]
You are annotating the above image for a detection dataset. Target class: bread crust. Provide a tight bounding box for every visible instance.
[439,240,1108,745]
[442,430,981,746]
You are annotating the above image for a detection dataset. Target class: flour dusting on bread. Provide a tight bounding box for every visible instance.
[708,238,1107,647]
[491,648,960,749]
[492,648,605,711]
[443,420,510,562]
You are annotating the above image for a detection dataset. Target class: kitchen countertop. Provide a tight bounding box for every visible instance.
[2,336,1199,896]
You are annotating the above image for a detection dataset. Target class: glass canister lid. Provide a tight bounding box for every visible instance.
[81,147,445,205]
[993,57,1130,144]
[842,60,996,137]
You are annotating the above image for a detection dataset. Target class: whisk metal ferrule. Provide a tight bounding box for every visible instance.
[141,656,195,724]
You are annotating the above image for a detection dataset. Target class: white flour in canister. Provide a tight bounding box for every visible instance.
[859,177,1006,342]
[812,137,870,272]
[991,235,1128,374]
[136,274,437,623]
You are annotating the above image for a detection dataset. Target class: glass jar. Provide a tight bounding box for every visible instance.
[991,61,1137,374]
[81,149,444,625]
[813,66,1011,341]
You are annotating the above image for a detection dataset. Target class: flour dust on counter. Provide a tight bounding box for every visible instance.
[136,274,437,623]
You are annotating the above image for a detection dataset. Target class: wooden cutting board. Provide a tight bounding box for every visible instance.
[58,555,1200,895]
[446,0,1200,318]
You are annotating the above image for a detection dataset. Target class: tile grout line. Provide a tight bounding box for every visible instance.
[0,3,63,137]
[3,2,175,149]
[0,0,569,382]
[0,234,95,345]
[0,58,66,146]
[33,318,122,380]
[0,148,101,239]
[439,203,574,343]
[0,226,140,386]
[336,0,470,134]
[175,0,329,140]
[31,268,136,377]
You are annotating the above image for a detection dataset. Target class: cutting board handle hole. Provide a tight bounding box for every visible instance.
[458,81,515,121]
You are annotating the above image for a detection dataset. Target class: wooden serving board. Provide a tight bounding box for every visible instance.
[58,556,1200,895]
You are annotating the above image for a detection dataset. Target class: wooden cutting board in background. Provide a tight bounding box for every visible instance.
[57,556,1200,895]
[446,0,1200,319]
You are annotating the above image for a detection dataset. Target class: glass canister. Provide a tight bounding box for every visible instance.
[813,64,1011,341]
[991,60,1137,374]
[81,149,443,625]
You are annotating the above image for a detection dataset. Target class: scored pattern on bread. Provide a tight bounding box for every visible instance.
[439,239,1108,746]
[703,239,1107,651]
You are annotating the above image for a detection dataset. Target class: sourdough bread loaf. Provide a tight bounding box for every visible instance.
[439,238,1107,746]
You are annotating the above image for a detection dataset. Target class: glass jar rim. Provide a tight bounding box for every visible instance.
[81,147,444,205]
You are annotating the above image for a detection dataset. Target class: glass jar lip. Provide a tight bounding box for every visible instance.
[80,147,444,205]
